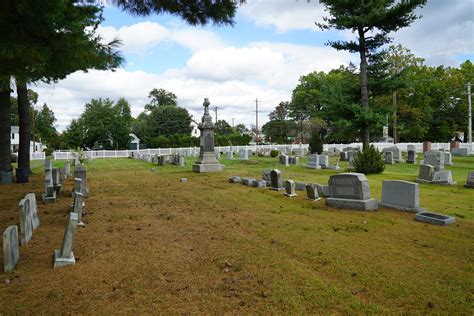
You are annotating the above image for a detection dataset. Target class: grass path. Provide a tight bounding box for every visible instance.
[0,156,473,313]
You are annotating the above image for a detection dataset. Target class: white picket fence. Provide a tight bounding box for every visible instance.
[52,142,473,160]
[10,152,46,160]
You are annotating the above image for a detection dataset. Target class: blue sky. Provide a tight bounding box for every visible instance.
[35,0,473,130]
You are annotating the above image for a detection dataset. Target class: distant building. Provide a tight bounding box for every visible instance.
[129,133,140,150]
[10,126,46,152]
[191,120,201,138]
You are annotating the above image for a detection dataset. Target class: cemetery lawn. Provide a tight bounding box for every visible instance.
[1,155,473,314]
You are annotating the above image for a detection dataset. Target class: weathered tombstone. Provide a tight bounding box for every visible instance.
[72,192,85,226]
[383,146,403,163]
[241,178,255,186]
[64,161,71,177]
[0,170,14,184]
[340,151,348,161]
[262,170,272,186]
[423,141,431,153]
[179,178,187,183]
[384,151,395,164]
[291,156,300,165]
[279,154,289,166]
[450,140,460,150]
[42,159,56,203]
[407,144,416,152]
[416,164,435,183]
[325,173,378,211]
[283,180,297,197]
[424,151,444,171]
[252,180,267,188]
[53,212,79,268]
[192,99,224,172]
[25,193,40,230]
[380,181,423,212]
[3,226,19,273]
[74,166,89,195]
[295,181,306,191]
[227,151,234,160]
[157,156,165,166]
[444,152,453,166]
[451,148,468,156]
[177,155,185,167]
[464,171,474,188]
[73,178,82,196]
[414,212,455,226]
[270,169,284,190]
[432,170,457,185]
[319,154,329,169]
[18,199,33,245]
[239,149,249,160]
[407,150,416,164]
[306,184,321,201]
[228,176,241,183]
[52,168,62,194]
[306,154,320,169]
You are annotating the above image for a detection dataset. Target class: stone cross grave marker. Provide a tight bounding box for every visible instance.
[53,212,79,268]
[284,180,297,197]
[325,173,378,211]
[19,198,33,245]
[3,225,19,273]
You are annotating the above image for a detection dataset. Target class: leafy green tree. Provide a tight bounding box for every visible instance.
[308,130,323,154]
[215,120,233,135]
[234,123,249,135]
[34,104,58,147]
[145,88,178,111]
[61,119,85,149]
[112,0,244,26]
[317,0,426,148]
[0,0,122,181]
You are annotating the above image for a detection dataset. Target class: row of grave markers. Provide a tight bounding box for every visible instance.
[3,161,89,273]
[229,169,459,226]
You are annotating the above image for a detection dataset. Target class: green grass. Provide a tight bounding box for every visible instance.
[1,155,473,314]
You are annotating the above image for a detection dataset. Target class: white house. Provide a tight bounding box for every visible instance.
[10,126,46,152]
[191,120,201,138]
[129,133,140,150]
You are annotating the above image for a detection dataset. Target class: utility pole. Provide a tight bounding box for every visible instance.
[231,118,235,128]
[213,106,218,124]
[254,98,260,144]
[468,82,472,148]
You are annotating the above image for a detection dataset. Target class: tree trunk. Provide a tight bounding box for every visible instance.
[16,80,30,183]
[392,90,397,144]
[358,27,370,149]
[0,79,12,174]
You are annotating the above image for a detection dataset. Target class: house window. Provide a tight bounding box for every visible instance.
[12,133,15,140]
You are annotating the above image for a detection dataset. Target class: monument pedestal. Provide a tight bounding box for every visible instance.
[326,198,378,211]
[53,250,75,268]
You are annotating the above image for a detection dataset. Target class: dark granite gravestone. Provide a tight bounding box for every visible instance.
[192,99,223,173]
[270,169,284,191]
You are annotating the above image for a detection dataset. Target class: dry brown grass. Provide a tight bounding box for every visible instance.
[0,157,473,314]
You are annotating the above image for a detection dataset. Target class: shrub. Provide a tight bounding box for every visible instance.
[270,150,279,158]
[353,145,385,174]
[44,147,54,157]
[10,153,18,163]
[308,131,323,154]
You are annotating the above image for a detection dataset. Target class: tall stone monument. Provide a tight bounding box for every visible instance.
[192,98,224,173]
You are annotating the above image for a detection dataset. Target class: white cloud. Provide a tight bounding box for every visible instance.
[239,0,325,33]
[240,0,473,66]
